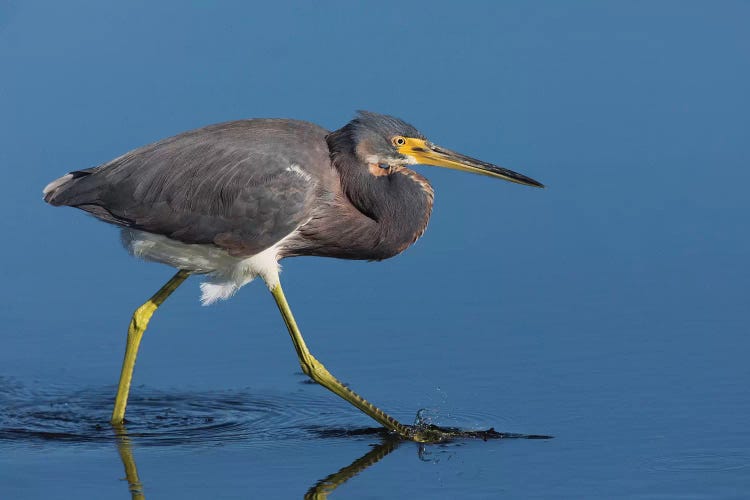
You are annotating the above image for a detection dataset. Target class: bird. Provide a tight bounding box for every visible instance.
[43,111,543,442]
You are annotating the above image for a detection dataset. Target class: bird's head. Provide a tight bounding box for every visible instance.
[342,110,543,187]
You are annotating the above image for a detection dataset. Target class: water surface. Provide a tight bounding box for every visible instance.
[2,1,750,498]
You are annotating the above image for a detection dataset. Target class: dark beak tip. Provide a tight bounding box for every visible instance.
[519,177,545,189]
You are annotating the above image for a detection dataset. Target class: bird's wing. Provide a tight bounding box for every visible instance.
[48,120,331,256]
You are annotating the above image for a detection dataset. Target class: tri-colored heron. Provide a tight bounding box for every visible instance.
[43,111,543,442]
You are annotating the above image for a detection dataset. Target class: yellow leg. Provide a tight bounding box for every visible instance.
[111,270,190,424]
[271,282,442,442]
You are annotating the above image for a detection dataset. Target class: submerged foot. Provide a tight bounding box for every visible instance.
[397,409,553,443]
[402,423,552,443]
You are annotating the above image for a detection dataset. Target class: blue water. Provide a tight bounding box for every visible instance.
[2,1,749,498]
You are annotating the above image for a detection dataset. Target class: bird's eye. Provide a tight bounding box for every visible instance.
[392,136,406,147]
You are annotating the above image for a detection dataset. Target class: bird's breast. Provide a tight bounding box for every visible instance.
[287,168,434,261]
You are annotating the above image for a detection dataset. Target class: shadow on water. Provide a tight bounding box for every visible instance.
[1,378,552,498]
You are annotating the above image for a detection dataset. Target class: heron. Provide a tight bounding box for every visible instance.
[43,111,543,442]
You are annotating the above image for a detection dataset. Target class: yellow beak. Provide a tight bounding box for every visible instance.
[398,138,544,188]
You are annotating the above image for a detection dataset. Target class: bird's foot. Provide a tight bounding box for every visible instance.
[403,424,508,443]
[402,423,539,443]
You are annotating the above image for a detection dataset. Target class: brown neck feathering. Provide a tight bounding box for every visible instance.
[288,130,434,261]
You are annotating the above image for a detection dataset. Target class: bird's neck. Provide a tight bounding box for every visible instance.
[325,131,434,260]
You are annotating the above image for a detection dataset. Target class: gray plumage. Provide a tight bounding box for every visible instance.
[45,110,543,273]
[44,112,438,263]
[43,110,544,438]
[45,119,331,257]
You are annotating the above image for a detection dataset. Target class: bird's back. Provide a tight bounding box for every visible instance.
[44,119,337,257]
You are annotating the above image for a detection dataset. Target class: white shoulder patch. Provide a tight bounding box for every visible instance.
[286,164,312,182]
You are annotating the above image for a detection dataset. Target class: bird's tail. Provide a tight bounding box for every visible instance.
[42,167,105,206]
[43,173,75,204]
[42,168,99,205]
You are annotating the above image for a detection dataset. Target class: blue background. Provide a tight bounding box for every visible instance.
[1,1,748,498]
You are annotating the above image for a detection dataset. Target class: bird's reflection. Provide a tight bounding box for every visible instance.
[112,424,551,498]
[304,437,401,499]
[112,424,401,500]
[113,426,145,500]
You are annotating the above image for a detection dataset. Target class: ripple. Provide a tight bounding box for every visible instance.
[646,451,749,473]
[0,377,546,448]
[0,379,368,448]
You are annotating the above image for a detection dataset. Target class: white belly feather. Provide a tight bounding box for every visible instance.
[121,228,284,306]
